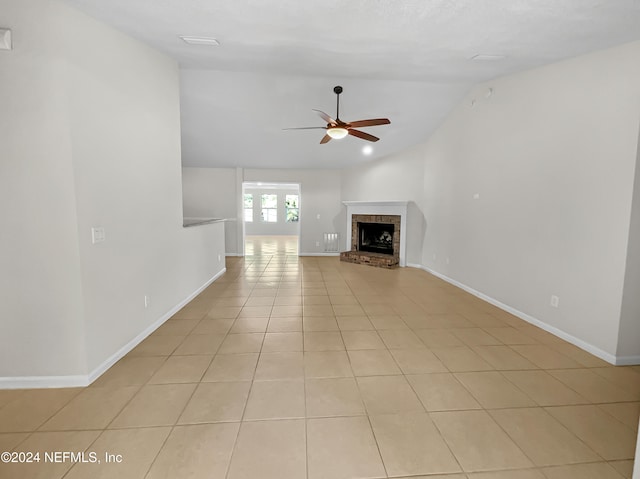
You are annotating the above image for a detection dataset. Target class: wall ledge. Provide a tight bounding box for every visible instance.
[407,262,624,366]
[342,200,409,207]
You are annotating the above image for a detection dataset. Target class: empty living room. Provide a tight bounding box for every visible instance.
[1,1,640,478]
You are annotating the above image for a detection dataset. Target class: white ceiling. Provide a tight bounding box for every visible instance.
[64,0,640,169]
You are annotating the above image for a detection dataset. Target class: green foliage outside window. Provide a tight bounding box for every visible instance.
[261,194,277,222]
[243,194,253,222]
[286,195,299,222]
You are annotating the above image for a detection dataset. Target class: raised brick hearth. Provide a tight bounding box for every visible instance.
[342,201,408,267]
[340,250,399,268]
[340,214,401,269]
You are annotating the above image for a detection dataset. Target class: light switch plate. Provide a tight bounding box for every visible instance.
[0,29,12,51]
[91,227,105,244]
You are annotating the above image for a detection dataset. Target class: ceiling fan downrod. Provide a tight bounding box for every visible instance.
[334,85,343,122]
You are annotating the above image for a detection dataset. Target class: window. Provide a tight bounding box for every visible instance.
[243,194,253,222]
[261,194,277,222]
[286,194,299,222]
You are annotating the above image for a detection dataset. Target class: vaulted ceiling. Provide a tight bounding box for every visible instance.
[65,0,640,168]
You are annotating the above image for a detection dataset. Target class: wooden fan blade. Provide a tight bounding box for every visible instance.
[313,109,337,125]
[347,118,390,128]
[320,134,332,144]
[283,127,327,130]
[348,129,379,142]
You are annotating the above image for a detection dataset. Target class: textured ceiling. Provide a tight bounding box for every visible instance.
[64,0,640,168]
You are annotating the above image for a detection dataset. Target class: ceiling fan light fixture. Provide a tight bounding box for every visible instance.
[327,127,348,139]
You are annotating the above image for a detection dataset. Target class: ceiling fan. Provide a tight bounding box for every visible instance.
[284,86,390,144]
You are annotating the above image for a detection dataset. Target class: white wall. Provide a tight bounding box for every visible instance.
[0,0,87,378]
[0,0,226,385]
[182,167,237,218]
[617,125,640,361]
[420,41,640,361]
[341,144,427,265]
[59,4,227,373]
[243,186,300,236]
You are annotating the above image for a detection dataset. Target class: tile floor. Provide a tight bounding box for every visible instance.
[0,238,639,478]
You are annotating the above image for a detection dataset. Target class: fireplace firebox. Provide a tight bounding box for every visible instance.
[358,222,395,255]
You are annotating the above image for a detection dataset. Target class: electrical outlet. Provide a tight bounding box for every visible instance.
[446,257,450,265]
[550,295,559,308]
[144,295,150,308]
[316,241,320,247]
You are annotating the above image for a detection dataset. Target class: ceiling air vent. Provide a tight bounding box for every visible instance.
[470,54,505,61]
[179,36,220,46]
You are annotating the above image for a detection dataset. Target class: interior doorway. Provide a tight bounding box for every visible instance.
[242,182,301,258]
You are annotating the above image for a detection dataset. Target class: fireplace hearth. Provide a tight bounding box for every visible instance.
[340,213,401,268]
[342,201,408,267]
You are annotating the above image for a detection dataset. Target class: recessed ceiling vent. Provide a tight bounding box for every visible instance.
[470,54,506,61]
[179,36,220,46]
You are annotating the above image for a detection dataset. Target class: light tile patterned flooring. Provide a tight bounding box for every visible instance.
[1,239,639,478]
[244,235,299,257]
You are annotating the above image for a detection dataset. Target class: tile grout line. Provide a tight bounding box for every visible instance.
[223,310,265,479]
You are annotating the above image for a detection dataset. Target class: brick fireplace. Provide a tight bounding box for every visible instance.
[340,201,408,268]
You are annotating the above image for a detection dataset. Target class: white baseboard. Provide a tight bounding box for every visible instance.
[225,253,242,257]
[0,268,227,390]
[615,355,640,366]
[87,267,226,384]
[411,264,622,366]
[0,375,90,390]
